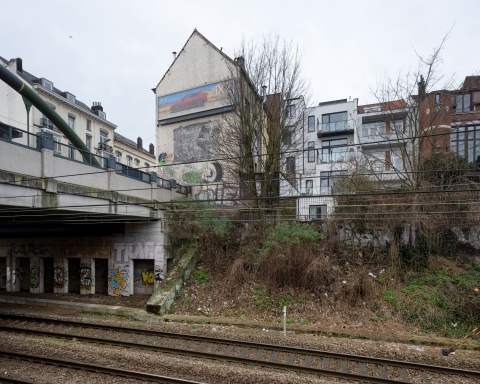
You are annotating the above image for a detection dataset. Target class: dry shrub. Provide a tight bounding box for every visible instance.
[338,268,374,306]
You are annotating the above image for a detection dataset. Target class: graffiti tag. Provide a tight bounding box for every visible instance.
[30,266,39,288]
[54,267,64,288]
[80,266,92,287]
[141,270,154,285]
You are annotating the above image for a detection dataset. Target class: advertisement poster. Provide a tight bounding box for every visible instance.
[158,80,233,122]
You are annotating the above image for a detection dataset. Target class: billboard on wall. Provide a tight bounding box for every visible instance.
[158,80,233,122]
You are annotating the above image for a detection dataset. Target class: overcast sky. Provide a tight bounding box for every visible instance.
[2,0,479,144]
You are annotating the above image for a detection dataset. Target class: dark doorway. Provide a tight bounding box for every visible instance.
[68,258,80,293]
[94,259,108,294]
[0,257,6,290]
[44,258,54,293]
[17,257,30,292]
[133,259,154,295]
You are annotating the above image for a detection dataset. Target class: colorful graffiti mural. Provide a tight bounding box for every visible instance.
[108,263,130,296]
[80,265,92,288]
[30,266,39,288]
[53,267,64,288]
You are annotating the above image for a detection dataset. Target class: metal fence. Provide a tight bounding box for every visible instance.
[0,124,40,150]
[53,140,108,168]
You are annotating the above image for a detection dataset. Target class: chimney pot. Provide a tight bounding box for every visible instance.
[91,102,103,112]
[137,137,143,149]
[16,58,22,72]
[172,51,177,60]
[149,143,155,155]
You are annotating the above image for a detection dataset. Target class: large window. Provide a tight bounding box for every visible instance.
[321,111,348,132]
[68,115,75,131]
[68,142,75,160]
[305,180,313,195]
[100,131,108,144]
[362,121,386,137]
[307,116,315,132]
[286,105,296,118]
[86,119,91,131]
[115,150,122,163]
[286,157,295,174]
[451,126,480,164]
[456,94,471,113]
[126,155,132,167]
[321,138,348,163]
[307,141,315,162]
[85,135,92,151]
[282,125,293,145]
[320,171,346,195]
[309,205,327,221]
[53,136,62,154]
[366,151,386,172]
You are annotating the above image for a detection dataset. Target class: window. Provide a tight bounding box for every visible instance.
[321,111,348,132]
[391,150,404,170]
[134,158,140,168]
[41,115,53,129]
[392,118,403,133]
[282,125,293,145]
[145,162,150,172]
[66,93,75,103]
[307,116,315,132]
[98,110,106,120]
[366,151,386,172]
[68,115,75,131]
[321,138,348,163]
[100,131,108,144]
[67,142,75,160]
[309,205,327,221]
[285,157,295,174]
[41,78,53,91]
[126,155,132,167]
[362,121,386,137]
[320,171,346,195]
[456,94,471,113]
[286,105,296,118]
[308,141,315,162]
[53,136,62,154]
[305,180,313,195]
[85,135,92,151]
[451,125,480,163]
[115,151,122,163]
[435,93,441,104]
[86,119,91,131]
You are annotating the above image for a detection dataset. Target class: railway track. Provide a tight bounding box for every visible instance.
[1,314,479,383]
[0,350,204,383]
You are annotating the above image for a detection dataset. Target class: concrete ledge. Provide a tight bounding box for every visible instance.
[146,247,197,315]
[0,295,162,323]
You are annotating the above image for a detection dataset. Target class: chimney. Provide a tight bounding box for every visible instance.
[418,75,426,100]
[16,58,22,72]
[137,136,143,149]
[235,56,245,68]
[91,102,103,112]
[172,51,177,60]
[149,143,155,155]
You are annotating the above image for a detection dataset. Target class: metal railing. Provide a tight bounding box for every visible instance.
[0,124,40,150]
[320,121,350,133]
[98,142,113,153]
[53,140,108,168]
[115,163,151,183]
[157,177,172,189]
[40,117,54,129]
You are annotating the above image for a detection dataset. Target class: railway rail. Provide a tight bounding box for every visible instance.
[1,314,479,383]
[0,350,204,384]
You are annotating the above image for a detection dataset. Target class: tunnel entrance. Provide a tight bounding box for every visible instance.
[68,258,80,293]
[43,258,54,293]
[133,259,154,295]
[94,258,108,294]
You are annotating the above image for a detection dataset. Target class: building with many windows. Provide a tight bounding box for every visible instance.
[114,133,155,172]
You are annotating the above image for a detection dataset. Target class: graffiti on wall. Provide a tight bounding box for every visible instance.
[173,122,220,164]
[12,267,24,285]
[80,265,92,288]
[112,242,164,263]
[155,269,164,283]
[54,267,64,288]
[141,270,154,285]
[194,184,238,207]
[108,263,130,296]
[30,266,39,288]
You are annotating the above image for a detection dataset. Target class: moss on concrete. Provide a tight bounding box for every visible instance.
[146,247,197,315]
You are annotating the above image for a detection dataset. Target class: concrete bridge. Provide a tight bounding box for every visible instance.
[0,124,189,297]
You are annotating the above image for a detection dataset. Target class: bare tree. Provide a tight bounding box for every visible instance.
[212,34,310,209]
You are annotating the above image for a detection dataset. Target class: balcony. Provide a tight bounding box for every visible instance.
[317,121,354,138]
[40,117,53,129]
[319,150,355,164]
[98,142,113,153]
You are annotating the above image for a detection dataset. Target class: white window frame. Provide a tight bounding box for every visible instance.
[85,134,92,151]
[42,78,53,91]
[86,119,91,131]
[305,180,313,195]
[68,115,75,131]
[309,205,327,221]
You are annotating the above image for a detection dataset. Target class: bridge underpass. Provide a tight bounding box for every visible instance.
[0,124,189,297]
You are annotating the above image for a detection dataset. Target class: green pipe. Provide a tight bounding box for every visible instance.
[0,64,101,167]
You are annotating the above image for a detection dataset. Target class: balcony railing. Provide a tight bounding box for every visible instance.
[98,142,113,153]
[320,121,349,133]
[319,151,349,164]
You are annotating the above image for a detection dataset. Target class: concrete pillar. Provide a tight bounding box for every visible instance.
[53,258,68,294]
[80,257,94,295]
[30,256,44,293]
[6,254,14,292]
